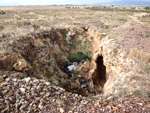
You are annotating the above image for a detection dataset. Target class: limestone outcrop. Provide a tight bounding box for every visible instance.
[87,28,150,98]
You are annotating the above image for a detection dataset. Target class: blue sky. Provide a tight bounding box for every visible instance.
[0,0,150,6]
[1,0,105,6]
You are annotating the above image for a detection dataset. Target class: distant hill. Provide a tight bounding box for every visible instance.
[93,1,150,6]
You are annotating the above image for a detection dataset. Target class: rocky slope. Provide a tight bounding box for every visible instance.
[87,28,150,98]
[0,76,150,112]
[0,28,74,89]
[0,27,150,112]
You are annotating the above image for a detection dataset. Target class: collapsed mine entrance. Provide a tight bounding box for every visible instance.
[92,56,106,90]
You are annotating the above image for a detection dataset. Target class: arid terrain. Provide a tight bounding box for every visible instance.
[0,5,150,112]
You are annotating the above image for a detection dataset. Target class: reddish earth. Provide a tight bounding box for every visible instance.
[116,24,150,39]
[123,38,150,53]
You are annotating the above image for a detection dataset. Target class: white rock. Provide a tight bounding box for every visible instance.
[24,77,31,83]
[102,33,107,36]
[60,107,64,113]
[104,39,114,45]
[107,96,114,100]
[38,104,43,109]
[137,103,143,106]
[20,88,26,93]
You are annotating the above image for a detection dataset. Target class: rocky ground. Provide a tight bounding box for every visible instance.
[0,76,150,113]
[0,7,150,113]
[0,27,149,113]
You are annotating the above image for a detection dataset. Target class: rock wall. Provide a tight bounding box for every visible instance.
[0,28,75,89]
[87,28,150,98]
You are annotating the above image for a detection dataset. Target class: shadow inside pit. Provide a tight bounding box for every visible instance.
[92,55,106,89]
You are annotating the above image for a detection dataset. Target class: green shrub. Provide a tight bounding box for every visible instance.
[80,40,88,49]
[147,66,150,70]
[69,39,92,61]
[85,6,150,13]
[0,11,5,15]
[144,6,150,10]
[0,25,4,30]
[104,25,118,29]
[84,52,93,60]
[118,18,127,22]
[68,52,83,61]
[68,52,92,61]
[73,71,80,77]
[104,25,110,29]
[72,40,78,49]
[65,7,71,9]
[130,23,134,26]
[63,30,69,37]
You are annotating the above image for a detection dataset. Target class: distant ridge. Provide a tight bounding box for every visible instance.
[93,0,150,6]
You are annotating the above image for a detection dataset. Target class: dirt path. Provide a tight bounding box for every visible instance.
[128,15,143,25]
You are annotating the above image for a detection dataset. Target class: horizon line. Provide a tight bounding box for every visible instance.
[0,4,149,7]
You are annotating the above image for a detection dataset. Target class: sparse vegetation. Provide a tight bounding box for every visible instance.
[69,38,92,62]
[130,48,150,63]
[0,10,5,14]
[68,52,92,61]
[104,25,118,29]
[0,5,150,108]
[144,6,150,10]
[0,25,4,30]
[72,40,78,49]
[64,30,69,37]
[130,22,135,26]
[85,6,150,13]
[80,40,89,49]
[73,71,80,77]
[118,18,127,22]
[113,47,118,53]
[147,66,150,70]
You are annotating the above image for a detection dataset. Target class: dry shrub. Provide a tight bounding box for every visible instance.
[143,53,150,63]
[130,48,135,57]
[130,48,150,63]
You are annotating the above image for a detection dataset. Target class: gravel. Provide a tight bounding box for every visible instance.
[0,77,150,113]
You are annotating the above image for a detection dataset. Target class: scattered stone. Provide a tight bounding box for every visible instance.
[0,76,3,83]
[60,107,65,113]
[137,103,143,106]
[56,99,64,104]
[0,104,6,110]
[19,88,26,93]
[0,77,149,112]
[13,58,29,71]
[24,77,31,83]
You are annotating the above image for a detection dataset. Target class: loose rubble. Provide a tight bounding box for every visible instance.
[0,77,150,112]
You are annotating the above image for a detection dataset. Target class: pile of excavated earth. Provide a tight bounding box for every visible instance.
[0,27,150,112]
[0,76,150,112]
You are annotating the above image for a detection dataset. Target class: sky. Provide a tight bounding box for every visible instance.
[0,0,150,6]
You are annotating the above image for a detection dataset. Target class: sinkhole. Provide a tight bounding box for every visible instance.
[3,28,108,97]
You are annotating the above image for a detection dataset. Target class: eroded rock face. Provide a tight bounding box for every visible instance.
[0,28,75,89]
[0,27,149,98]
[87,28,150,98]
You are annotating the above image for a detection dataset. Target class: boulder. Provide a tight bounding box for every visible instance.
[13,58,30,71]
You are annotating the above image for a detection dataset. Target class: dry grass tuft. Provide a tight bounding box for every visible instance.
[130,48,150,63]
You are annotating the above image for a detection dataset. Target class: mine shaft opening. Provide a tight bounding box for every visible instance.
[92,55,106,90]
